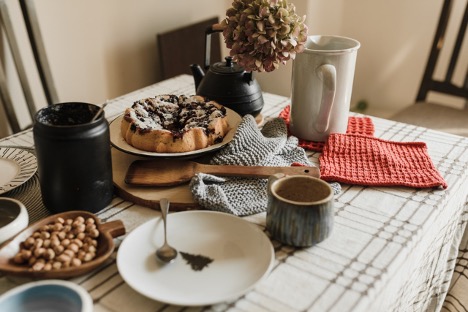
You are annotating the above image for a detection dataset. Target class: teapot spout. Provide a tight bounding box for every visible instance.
[190,64,205,90]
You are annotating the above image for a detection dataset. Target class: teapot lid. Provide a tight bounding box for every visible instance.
[211,56,245,74]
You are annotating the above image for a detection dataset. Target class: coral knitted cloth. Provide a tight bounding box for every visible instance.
[278,105,448,189]
[278,105,375,151]
[319,133,448,189]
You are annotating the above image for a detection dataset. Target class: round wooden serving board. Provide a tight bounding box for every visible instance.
[111,148,201,211]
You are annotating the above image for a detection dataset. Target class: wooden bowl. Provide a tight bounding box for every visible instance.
[0,211,125,279]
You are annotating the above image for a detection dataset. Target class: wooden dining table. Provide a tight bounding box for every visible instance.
[1,74,467,311]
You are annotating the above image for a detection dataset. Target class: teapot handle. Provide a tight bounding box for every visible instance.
[204,23,225,69]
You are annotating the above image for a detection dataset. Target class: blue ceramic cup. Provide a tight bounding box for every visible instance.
[266,174,334,247]
[0,279,93,312]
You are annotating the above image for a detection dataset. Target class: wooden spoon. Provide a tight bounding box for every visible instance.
[0,211,125,279]
[125,159,320,186]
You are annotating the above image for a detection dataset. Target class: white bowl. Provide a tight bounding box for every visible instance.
[0,280,93,312]
[0,198,28,245]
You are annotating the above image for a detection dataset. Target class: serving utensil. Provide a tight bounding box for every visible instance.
[125,159,320,186]
[90,100,109,122]
[155,198,178,263]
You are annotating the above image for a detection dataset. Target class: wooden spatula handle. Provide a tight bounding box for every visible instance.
[125,160,320,186]
[198,164,320,178]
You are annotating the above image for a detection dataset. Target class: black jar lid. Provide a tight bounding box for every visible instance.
[35,103,101,127]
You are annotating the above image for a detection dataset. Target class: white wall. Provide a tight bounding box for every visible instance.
[1,0,466,138]
[35,0,229,103]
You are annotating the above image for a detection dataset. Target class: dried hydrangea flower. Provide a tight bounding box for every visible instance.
[221,0,308,72]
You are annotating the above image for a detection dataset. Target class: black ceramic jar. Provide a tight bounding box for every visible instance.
[33,103,113,213]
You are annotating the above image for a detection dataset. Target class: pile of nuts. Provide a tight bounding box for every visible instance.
[13,216,100,271]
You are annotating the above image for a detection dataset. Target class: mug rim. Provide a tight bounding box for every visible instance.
[0,279,93,312]
[270,176,334,205]
[302,35,361,54]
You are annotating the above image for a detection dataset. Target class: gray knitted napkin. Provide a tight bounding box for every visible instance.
[190,115,315,216]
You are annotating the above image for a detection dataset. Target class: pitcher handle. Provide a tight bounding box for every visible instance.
[204,23,225,69]
[315,64,336,133]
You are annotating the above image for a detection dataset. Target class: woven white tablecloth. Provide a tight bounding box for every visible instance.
[1,74,467,312]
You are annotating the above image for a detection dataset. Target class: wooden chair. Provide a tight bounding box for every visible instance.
[20,0,59,106]
[0,0,58,134]
[391,0,468,137]
[157,17,221,80]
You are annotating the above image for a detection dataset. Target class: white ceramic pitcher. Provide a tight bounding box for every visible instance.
[290,35,360,142]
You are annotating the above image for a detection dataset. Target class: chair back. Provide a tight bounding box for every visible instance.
[20,0,59,106]
[157,17,221,80]
[0,0,58,134]
[417,0,468,105]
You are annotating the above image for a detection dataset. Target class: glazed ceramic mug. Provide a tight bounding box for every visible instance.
[290,35,360,142]
[266,173,334,247]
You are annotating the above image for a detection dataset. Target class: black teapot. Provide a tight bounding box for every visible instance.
[190,26,264,117]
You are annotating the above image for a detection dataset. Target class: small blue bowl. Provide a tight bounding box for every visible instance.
[0,280,93,312]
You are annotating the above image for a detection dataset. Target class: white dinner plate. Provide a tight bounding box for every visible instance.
[0,147,37,195]
[117,211,274,306]
[109,107,242,158]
